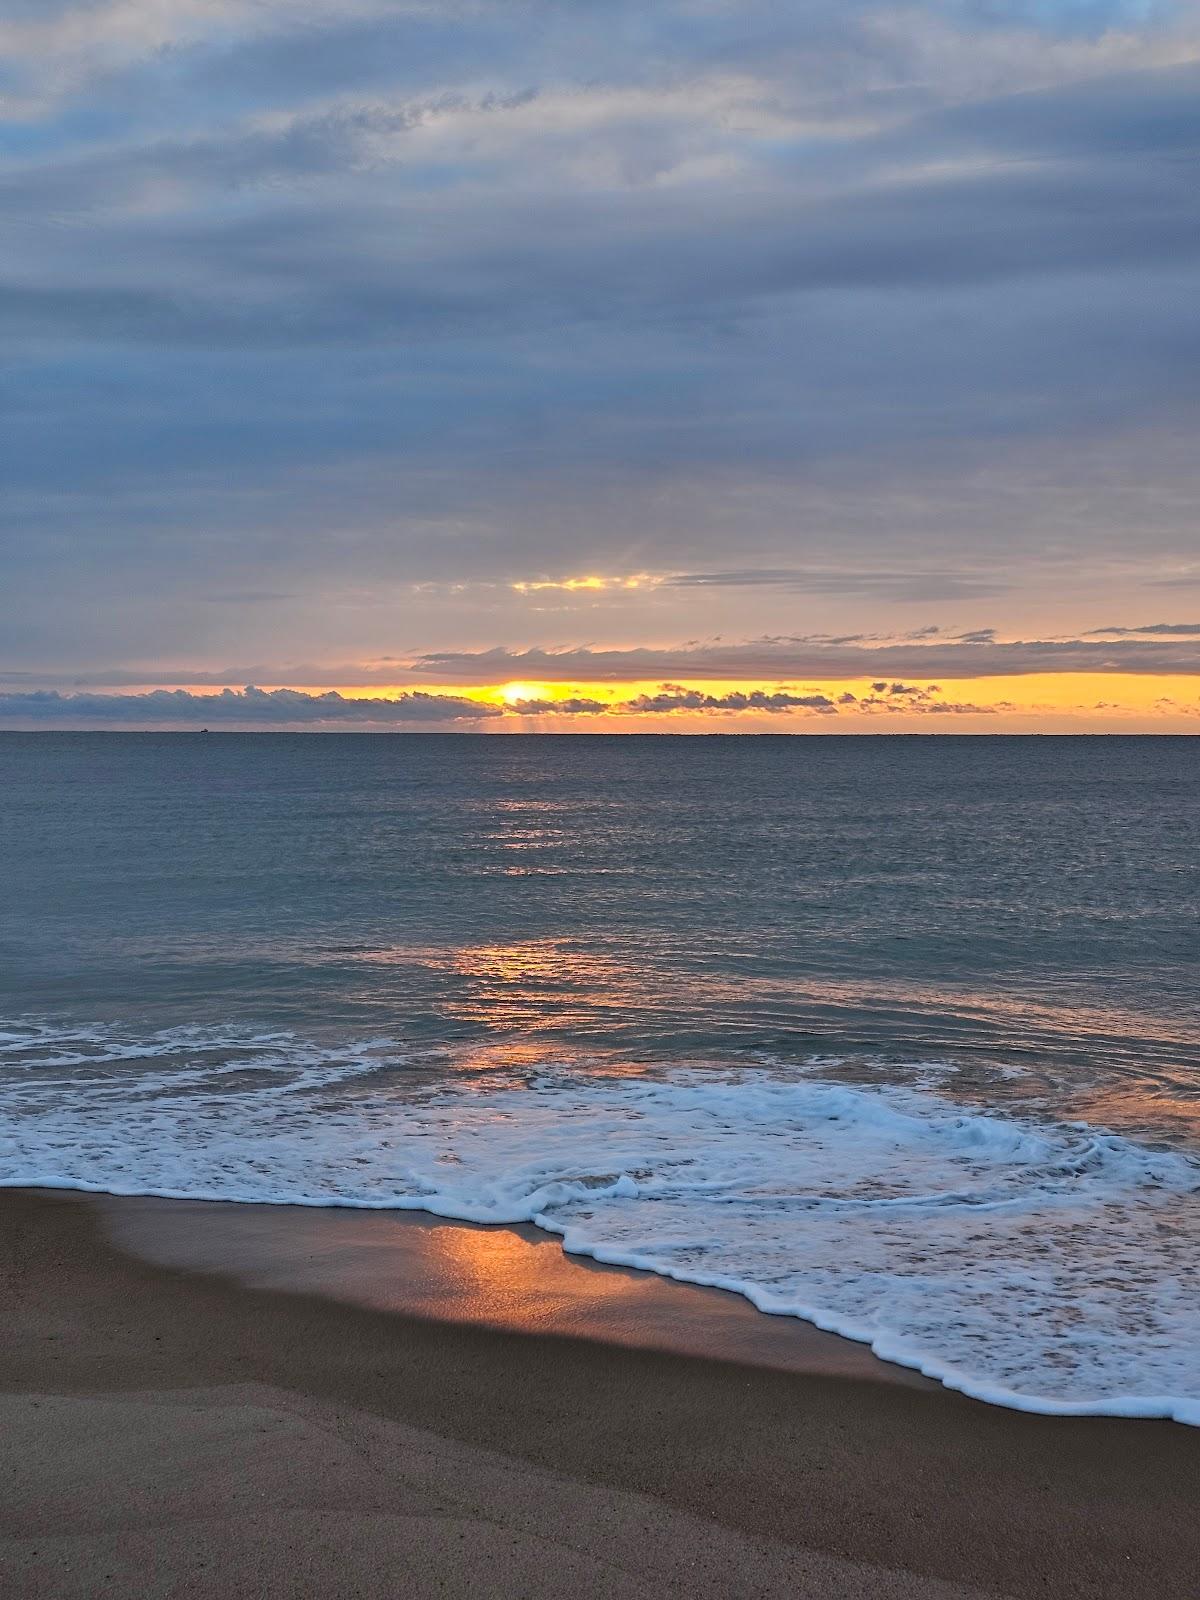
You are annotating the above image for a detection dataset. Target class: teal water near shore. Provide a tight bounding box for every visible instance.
[1,733,1198,1417]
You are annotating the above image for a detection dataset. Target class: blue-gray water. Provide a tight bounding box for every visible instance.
[2,733,1199,1418]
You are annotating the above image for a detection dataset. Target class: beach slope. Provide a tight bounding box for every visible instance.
[3,1190,1198,1599]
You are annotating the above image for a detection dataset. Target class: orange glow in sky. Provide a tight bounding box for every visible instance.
[121,672,1200,731]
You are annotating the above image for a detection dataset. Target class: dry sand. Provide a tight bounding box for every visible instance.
[3,1189,1199,1599]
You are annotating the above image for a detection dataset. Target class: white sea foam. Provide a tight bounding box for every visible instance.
[2,1020,1198,1423]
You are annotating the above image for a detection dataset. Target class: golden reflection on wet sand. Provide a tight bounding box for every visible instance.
[96,1193,930,1385]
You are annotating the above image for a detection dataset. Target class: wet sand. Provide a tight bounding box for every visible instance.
[94,1192,937,1383]
[3,1188,1199,1599]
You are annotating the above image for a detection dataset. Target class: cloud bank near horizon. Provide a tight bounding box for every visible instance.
[410,631,1200,683]
[1,677,1194,729]
[0,687,499,725]
[7,623,1200,694]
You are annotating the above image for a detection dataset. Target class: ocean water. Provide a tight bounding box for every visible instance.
[2,731,1198,1420]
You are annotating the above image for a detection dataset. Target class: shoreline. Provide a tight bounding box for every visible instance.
[46,1183,1200,1425]
[4,1189,1200,1597]
[91,1189,935,1387]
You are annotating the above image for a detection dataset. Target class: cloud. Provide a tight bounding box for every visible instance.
[0,686,499,725]
[3,668,1192,727]
[1084,622,1200,636]
[0,676,1035,728]
[625,687,837,714]
[508,696,609,715]
[9,619,1200,696]
[0,680,1013,727]
[3,2,1200,678]
[412,632,1200,682]
[922,700,1002,715]
[663,569,1009,600]
[10,75,1200,353]
[868,681,937,699]
[855,681,995,713]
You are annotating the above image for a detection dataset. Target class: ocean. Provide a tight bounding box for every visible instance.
[2,731,1198,1420]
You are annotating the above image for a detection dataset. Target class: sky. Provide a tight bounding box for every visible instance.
[2,0,1199,731]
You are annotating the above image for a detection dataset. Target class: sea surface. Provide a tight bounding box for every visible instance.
[2,732,1198,1420]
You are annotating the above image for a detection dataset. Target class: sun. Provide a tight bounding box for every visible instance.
[499,681,542,705]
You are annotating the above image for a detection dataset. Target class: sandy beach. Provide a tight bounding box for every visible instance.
[2,1190,1198,1599]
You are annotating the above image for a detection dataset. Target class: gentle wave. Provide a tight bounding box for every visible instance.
[2,1020,1198,1424]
